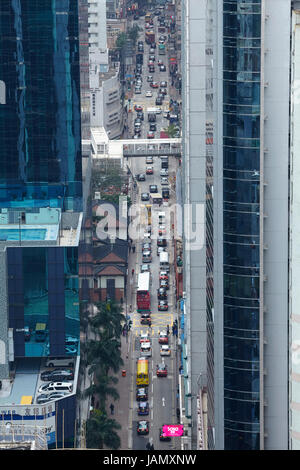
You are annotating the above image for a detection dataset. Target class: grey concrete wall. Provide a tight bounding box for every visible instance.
[0,248,10,379]
[262,0,290,450]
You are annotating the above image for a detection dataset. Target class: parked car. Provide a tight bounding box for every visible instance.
[157,287,167,300]
[159,271,169,281]
[160,168,169,176]
[160,279,169,290]
[158,300,168,311]
[136,387,148,401]
[40,369,74,382]
[137,420,149,435]
[141,264,150,273]
[159,427,171,441]
[161,176,169,185]
[157,246,166,256]
[138,402,149,416]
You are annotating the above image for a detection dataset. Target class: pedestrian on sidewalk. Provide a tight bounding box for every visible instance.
[110,403,115,415]
[167,324,170,335]
[132,268,134,276]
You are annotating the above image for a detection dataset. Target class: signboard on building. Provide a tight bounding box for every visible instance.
[162,424,184,437]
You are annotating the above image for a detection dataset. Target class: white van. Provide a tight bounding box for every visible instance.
[45,357,75,368]
[140,342,152,357]
[159,251,169,272]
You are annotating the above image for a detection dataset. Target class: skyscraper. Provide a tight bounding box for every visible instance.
[0,0,83,448]
[182,0,291,450]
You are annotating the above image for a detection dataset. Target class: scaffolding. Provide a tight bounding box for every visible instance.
[0,423,48,450]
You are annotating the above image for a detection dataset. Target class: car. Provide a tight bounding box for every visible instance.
[157,237,167,247]
[160,65,166,72]
[161,176,169,185]
[140,333,150,343]
[157,93,165,101]
[136,79,142,87]
[160,279,169,290]
[149,184,158,193]
[157,287,167,300]
[134,105,143,112]
[137,173,146,181]
[149,123,157,132]
[147,131,155,139]
[160,271,169,281]
[157,59,164,66]
[135,128,141,135]
[136,387,148,401]
[137,111,144,120]
[134,118,142,125]
[137,420,149,435]
[156,97,163,105]
[140,314,152,325]
[147,75,153,82]
[24,326,31,341]
[146,156,153,164]
[160,345,171,356]
[150,81,159,88]
[145,23,151,29]
[159,427,171,442]
[160,87,167,95]
[158,225,166,236]
[146,90,153,97]
[141,192,150,201]
[36,394,52,404]
[146,166,153,174]
[135,87,142,94]
[160,81,168,87]
[160,168,169,176]
[148,66,155,73]
[138,401,150,416]
[142,242,152,251]
[158,331,169,344]
[150,42,156,49]
[158,300,168,311]
[142,250,152,262]
[141,264,150,273]
[162,188,170,199]
[40,369,74,382]
[149,55,155,62]
[133,134,140,139]
[149,48,155,54]
[156,363,168,377]
[157,246,166,257]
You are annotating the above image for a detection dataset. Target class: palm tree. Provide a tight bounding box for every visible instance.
[84,373,119,410]
[86,409,121,449]
[164,123,178,138]
[86,333,124,375]
[89,301,125,339]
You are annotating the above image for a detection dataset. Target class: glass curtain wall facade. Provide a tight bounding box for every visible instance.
[0,0,82,211]
[223,0,261,449]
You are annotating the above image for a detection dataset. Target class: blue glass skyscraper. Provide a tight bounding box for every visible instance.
[0,0,82,211]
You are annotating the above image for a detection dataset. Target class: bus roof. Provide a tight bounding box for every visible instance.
[137,358,149,375]
[138,271,150,291]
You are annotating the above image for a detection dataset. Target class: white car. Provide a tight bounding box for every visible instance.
[161,176,169,185]
[140,333,150,344]
[146,91,153,97]
[160,168,168,176]
[160,345,171,356]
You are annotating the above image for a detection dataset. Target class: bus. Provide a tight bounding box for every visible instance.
[136,358,149,386]
[137,272,151,312]
[159,251,169,272]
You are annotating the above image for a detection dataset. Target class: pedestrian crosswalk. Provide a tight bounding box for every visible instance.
[133,312,173,332]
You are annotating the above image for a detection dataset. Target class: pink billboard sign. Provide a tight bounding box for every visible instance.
[162,424,184,437]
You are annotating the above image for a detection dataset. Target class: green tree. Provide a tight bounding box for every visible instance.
[86,332,124,375]
[86,409,121,449]
[90,301,125,339]
[128,25,141,46]
[164,123,178,138]
[84,373,119,410]
[115,32,127,50]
